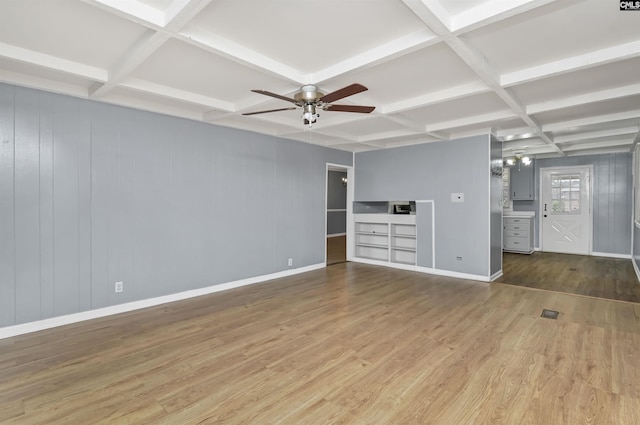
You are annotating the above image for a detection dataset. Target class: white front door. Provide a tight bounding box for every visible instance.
[541,167,592,255]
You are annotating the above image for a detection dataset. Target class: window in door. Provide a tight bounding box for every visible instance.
[550,174,581,214]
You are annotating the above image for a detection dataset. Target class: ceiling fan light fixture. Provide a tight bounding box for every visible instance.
[303,103,318,127]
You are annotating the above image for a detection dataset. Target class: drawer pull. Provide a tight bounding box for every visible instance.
[513,226,520,230]
[513,233,520,236]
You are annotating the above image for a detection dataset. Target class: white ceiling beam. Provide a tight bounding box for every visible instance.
[527,83,640,115]
[83,0,165,27]
[427,110,516,132]
[561,137,635,151]
[416,0,452,29]
[502,39,640,87]
[164,0,212,28]
[542,110,640,132]
[554,126,640,144]
[0,69,90,99]
[402,0,563,155]
[0,42,107,82]
[384,114,447,140]
[89,0,214,99]
[452,0,557,33]
[382,81,489,114]
[566,146,634,156]
[311,30,439,84]
[358,129,422,143]
[177,31,305,84]
[89,30,170,98]
[448,127,496,140]
[495,127,535,138]
[120,78,234,111]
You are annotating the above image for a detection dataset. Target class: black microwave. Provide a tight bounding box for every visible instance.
[393,204,411,214]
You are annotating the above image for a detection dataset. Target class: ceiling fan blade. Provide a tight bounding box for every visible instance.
[242,107,297,116]
[324,104,375,113]
[319,83,368,103]
[251,90,298,104]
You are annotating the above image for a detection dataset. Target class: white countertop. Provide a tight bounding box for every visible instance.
[504,211,535,218]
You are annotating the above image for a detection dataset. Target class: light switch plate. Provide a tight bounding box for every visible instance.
[451,193,464,203]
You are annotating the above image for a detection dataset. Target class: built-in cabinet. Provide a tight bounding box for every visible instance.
[354,214,416,266]
[510,161,535,200]
[503,214,534,254]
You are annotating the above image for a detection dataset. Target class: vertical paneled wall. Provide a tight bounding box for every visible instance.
[0,84,351,327]
[512,153,632,254]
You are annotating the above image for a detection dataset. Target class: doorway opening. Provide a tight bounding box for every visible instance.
[326,164,352,265]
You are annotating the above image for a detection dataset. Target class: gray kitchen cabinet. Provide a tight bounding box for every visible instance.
[510,161,535,200]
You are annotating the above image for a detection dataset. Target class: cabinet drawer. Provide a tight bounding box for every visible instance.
[504,217,529,225]
[504,236,529,250]
[504,224,529,232]
[505,229,529,238]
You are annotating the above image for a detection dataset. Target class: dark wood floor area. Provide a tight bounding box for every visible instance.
[2,262,640,424]
[497,251,640,303]
[326,235,346,265]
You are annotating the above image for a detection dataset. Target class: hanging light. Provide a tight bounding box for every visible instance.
[505,151,531,167]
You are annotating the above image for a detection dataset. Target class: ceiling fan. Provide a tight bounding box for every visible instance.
[242,83,375,127]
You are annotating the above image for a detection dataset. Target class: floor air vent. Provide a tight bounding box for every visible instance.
[541,309,559,319]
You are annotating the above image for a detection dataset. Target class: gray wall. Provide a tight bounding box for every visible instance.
[513,153,632,254]
[327,170,347,235]
[354,135,493,277]
[0,83,352,327]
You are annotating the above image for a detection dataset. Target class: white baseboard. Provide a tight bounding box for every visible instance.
[415,266,491,282]
[490,270,504,281]
[591,251,632,259]
[327,233,346,238]
[0,263,325,340]
[351,258,490,282]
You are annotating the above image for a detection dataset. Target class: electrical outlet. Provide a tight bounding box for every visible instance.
[115,281,123,293]
[456,256,463,261]
[288,258,293,267]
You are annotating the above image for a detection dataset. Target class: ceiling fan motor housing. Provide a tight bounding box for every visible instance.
[295,85,324,103]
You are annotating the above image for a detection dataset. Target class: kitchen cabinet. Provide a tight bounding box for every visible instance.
[503,214,534,254]
[510,161,535,200]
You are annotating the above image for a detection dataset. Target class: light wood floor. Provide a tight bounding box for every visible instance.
[498,252,640,303]
[2,262,640,424]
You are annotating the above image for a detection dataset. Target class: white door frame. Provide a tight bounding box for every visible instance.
[325,163,354,264]
[539,165,593,255]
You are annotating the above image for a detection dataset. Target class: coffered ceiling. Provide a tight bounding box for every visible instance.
[1,0,639,157]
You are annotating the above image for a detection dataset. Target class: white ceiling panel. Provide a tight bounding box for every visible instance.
[328,42,482,106]
[0,0,147,69]
[511,57,640,105]
[533,94,640,126]
[0,0,637,156]
[398,92,511,125]
[131,39,296,105]
[183,0,430,73]
[462,0,640,72]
